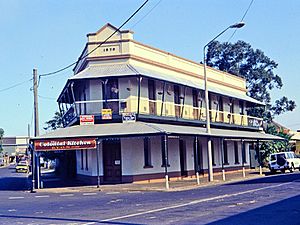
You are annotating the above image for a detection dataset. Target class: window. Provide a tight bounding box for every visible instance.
[192,90,199,107]
[239,100,244,115]
[144,137,152,168]
[223,141,229,165]
[148,80,156,100]
[242,142,247,164]
[219,97,224,112]
[194,139,202,172]
[234,141,239,164]
[211,140,216,166]
[85,149,88,170]
[161,136,169,167]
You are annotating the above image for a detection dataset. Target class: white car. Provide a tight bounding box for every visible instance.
[268,152,300,173]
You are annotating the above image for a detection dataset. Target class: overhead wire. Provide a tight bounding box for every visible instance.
[227,0,254,42]
[0,78,33,93]
[39,0,149,78]
[130,0,163,29]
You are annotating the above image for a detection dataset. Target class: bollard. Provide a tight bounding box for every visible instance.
[165,174,169,190]
[222,169,226,181]
[259,166,263,176]
[196,172,200,185]
[242,167,246,178]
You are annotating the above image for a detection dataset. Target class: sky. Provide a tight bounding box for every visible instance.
[0,0,300,137]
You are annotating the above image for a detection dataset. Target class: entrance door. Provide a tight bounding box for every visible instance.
[194,140,204,175]
[103,140,122,183]
[179,140,187,176]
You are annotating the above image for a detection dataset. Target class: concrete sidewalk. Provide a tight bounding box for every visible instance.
[35,168,270,193]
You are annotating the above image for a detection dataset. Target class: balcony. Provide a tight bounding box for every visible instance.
[61,96,263,129]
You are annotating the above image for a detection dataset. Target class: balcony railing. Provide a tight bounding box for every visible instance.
[61,96,263,128]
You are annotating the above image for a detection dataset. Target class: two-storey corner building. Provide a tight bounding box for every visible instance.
[32,24,281,187]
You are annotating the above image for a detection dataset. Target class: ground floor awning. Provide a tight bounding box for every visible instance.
[31,122,283,142]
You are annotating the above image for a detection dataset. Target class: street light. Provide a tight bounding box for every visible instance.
[203,21,245,182]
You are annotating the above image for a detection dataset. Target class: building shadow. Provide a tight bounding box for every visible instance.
[0,214,143,225]
[0,177,30,191]
[225,173,300,186]
[206,194,300,225]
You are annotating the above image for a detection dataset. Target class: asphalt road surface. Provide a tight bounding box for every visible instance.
[0,165,300,225]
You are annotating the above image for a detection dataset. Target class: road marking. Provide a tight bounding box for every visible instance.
[8,197,24,200]
[101,182,291,222]
[35,195,49,198]
[83,193,97,196]
[60,194,74,197]
[8,209,17,212]
[106,192,120,195]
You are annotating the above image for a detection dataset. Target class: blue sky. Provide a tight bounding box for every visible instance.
[0,0,299,136]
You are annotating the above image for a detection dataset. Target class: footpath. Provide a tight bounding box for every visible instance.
[36,168,270,194]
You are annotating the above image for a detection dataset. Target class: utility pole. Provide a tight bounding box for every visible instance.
[32,68,40,191]
[33,69,39,137]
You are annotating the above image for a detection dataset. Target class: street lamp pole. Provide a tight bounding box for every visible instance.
[203,22,245,182]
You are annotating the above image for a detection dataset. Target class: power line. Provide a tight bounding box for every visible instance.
[38,95,56,100]
[39,0,149,78]
[227,0,254,42]
[130,0,163,29]
[0,78,33,93]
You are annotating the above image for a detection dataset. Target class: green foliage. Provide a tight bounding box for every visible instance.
[206,40,296,121]
[259,125,293,165]
[44,111,63,131]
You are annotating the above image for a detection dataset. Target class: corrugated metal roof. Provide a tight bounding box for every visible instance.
[69,64,136,80]
[32,122,282,141]
[68,64,263,106]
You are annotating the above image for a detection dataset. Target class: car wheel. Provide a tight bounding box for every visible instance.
[281,169,285,173]
[290,164,295,173]
[270,169,276,174]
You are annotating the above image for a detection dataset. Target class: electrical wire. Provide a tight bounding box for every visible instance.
[130,0,163,29]
[227,0,254,42]
[39,0,149,78]
[38,95,56,100]
[0,78,33,93]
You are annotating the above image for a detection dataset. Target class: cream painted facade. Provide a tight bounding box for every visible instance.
[55,24,262,184]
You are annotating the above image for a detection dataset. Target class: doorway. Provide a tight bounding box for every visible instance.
[179,139,187,176]
[103,140,122,183]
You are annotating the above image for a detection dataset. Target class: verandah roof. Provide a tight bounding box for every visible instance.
[31,122,282,141]
[65,64,263,106]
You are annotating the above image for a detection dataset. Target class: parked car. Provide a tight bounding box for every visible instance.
[15,160,29,173]
[268,152,300,173]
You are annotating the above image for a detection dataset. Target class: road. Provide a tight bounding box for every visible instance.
[0,165,300,225]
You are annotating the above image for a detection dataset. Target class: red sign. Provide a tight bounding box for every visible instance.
[34,138,97,151]
[80,115,94,125]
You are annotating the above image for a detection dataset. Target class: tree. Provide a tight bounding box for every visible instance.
[0,128,4,154]
[259,125,293,165]
[206,40,296,121]
[44,111,63,131]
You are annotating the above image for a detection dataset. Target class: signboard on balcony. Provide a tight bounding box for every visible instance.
[34,138,97,151]
[80,115,94,125]
[102,109,112,120]
[122,112,136,123]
